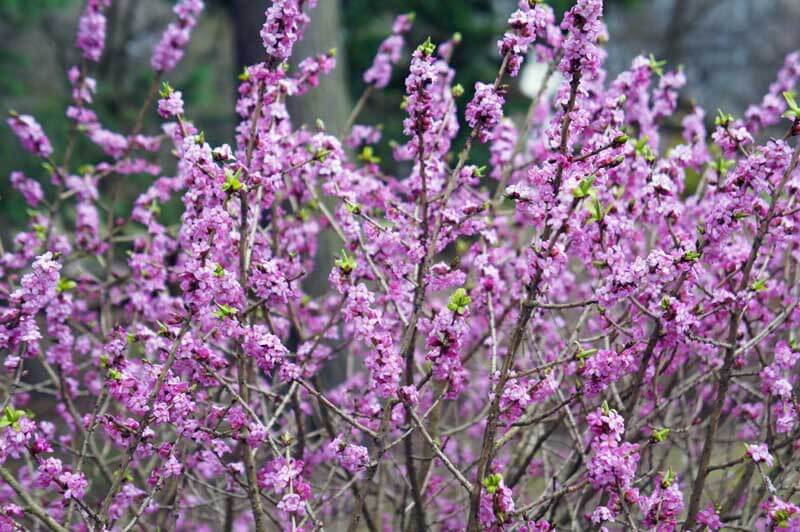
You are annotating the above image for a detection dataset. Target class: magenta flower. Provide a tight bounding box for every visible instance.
[328,435,370,473]
[9,171,44,207]
[747,443,774,467]
[261,0,313,66]
[364,14,414,89]
[466,82,505,143]
[76,0,111,62]
[7,114,53,158]
[698,506,723,531]
[497,2,552,77]
[158,90,184,118]
[151,0,204,73]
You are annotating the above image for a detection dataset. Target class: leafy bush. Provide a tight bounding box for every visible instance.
[3,0,800,530]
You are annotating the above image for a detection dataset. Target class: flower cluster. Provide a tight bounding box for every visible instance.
[258,457,311,517]
[76,0,111,62]
[364,13,415,89]
[403,40,439,141]
[424,294,470,397]
[327,435,369,473]
[747,443,775,467]
[578,347,634,396]
[478,473,516,530]
[586,406,640,495]
[151,0,204,73]
[466,82,506,143]
[261,0,314,66]
[497,1,555,77]
[640,471,684,529]
[560,0,605,79]
[9,171,43,207]
[157,85,185,118]
[3,252,61,359]
[6,114,52,158]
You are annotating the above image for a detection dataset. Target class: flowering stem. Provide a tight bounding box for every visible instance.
[231,75,273,532]
[130,75,162,139]
[98,322,190,526]
[0,466,70,532]
[491,51,562,205]
[341,85,374,138]
[402,127,431,532]
[466,64,582,530]
[0,357,24,412]
[62,60,88,171]
[311,377,379,532]
[683,141,800,530]
[346,406,392,532]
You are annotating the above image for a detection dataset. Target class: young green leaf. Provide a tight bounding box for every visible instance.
[447,288,471,315]
[482,473,503,494]
[335,250,357,274]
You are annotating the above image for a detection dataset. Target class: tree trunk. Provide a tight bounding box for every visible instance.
[286,0,350,133]
[226,0,267,69]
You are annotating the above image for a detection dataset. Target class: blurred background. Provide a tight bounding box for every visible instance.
[2,0,799,232]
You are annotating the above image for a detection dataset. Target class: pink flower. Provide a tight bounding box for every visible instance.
[151,0,204,72]
[7,114,53,158]
[591,506,614,524]
[698,506,723,531]
[465,82,505,143]
[261,0,312,65]
[747,443,774,467]
[328,435,370,473]
[398,385,419,406]
[59,471,88,500]
[158,91,184,118]
[9,171,44,207]
[277,493,305,515]
[76,0,110,62]
[364,13,414,89]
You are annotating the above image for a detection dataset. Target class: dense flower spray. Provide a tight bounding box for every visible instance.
[3,0,800,530]
[363,13,415,89]
[76,0,111,62]
[151,0,205,73]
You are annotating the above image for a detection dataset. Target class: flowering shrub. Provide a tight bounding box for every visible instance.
[4,0,800,530]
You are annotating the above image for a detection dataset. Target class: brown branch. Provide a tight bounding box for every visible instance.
[0,466,70,532]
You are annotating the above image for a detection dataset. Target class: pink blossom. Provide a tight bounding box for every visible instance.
[7,114,53,158]
[158,91,184,118]
[747,443,774,467]
[76,0,110,62]
[9,171,44,207]
[151,0,204,72]
[466,82,505,143]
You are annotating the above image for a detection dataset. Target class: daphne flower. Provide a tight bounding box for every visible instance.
[76,0,111,62]
[158,90,184,118]
[747,443,774,467]
[364,14,414,89]
[466,82,505,143]
[7,114,53,158]
[328,435,370,473]
[9,171,44,207]
[151,0,204,72]
[261,0,313,65]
